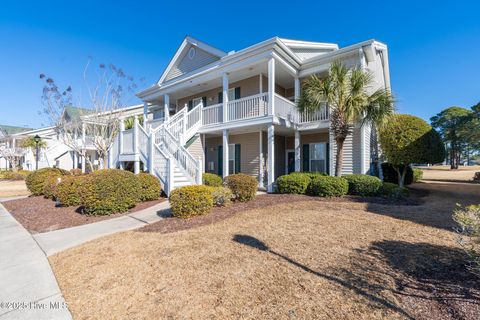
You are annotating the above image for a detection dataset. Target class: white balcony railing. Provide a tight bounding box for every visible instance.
[122,129,134,153]
[274,94,297,122]
[202,103,222,125]
[296,103,329,123]
[227,92,268,122]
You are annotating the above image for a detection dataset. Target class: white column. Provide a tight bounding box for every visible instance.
[259,130,264,188]
[133,115,140,174]
[119,118,125,170]
[222,129,229,178]
[12,138,15,149]
[143,102,149,129]
[73,129,78,168]
[268,57,275,115]
[202,134,206,174]
[259,74,263,94]
[294,76,300,102]
[294,130,301,172]
[267,124,275,192]
[81,123,86,173]
[222,73,229,122]
[164,94,170,121]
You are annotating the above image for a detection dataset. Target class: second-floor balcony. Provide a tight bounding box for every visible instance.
[200,92,328,127]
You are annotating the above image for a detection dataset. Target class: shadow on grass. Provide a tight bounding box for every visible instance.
[233,234,415,319]
[233,235,480,319]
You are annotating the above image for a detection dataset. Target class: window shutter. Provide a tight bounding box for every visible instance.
[188,100,193,111]
[302,144,309,172]
[326,143,330,175]
[235,144,241,173]
[217,145,223,176]
[234,87,241,100]
[218,92,223,104]
[202,96,207,108]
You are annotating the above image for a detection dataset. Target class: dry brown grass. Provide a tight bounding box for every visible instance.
[0,180,30,198]
[49,182,480,320]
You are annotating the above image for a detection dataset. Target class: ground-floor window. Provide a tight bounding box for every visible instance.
[310,143,326,173]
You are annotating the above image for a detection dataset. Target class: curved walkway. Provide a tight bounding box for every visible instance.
[0,203,72,319]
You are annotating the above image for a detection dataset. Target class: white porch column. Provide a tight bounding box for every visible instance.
[119,118,125,170]
[164,94,170,121]
[268,57,275,115]
[267,124,275,192]
[222,129,229,178]
[259,74,263,94]
[222,73,229,122]
[73,129,78,168]
[294,76,300,102]
[294,130,301,172]
[81,122,86,173]
[259,130,264,188]
[143,102,149,129]
[133,115,140,174]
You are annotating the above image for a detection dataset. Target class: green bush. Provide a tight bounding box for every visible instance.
[413,169,423,183]
[224,173,257,202]
[55,176,86,206]
[70,168,83,176]
[136,173,161,201]
[169,185,214,218]
[382,163,414,185]
[310,176,348,197]
[42,176,62,199]
[203,173,223,187]
[25,168,70,196]
[380,182,409,199]
[344,174,382,196]
[2,170,30,181]
[276,174,311,194]
[80,169,141,215]
[209,186,233,206]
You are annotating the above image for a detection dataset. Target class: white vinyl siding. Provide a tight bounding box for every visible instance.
[165,45,220,82]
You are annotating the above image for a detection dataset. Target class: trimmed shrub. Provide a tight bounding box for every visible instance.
[344,174,382,196]
[310,176,348,197]
[25,168,70,196]
[136,173,161,201]
[413,169,423,183]
[276,174,311,194]
[224,173,257,202]
[70,168,83,176]
[209,186,233,206]
[380,182,409,199]
[55,176,86,206]
[382,163,414,185]
[43,176,62,199]
[169,185,214,218]
[80,169,141,215]
[203,173,223,187]
[2,170,29,181]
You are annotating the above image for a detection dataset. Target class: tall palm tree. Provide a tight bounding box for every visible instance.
[298,61,395,176]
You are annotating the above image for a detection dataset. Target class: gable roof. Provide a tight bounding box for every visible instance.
[63,106,94,121]
[0,124,34,136]
[278,38,338,61]
[158,36,227,85]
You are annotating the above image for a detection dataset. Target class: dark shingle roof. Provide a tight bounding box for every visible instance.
[0,124,34,135]
[63,106,93,121]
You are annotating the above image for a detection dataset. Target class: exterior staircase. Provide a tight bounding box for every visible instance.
[113,102,203,195]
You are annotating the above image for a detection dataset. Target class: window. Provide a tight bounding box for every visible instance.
[310,143,326,173]
[228,144,235,174]
[218,87,240,103]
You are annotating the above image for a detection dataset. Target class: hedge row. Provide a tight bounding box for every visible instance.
[26,169,162,215]
[171,173,257,218]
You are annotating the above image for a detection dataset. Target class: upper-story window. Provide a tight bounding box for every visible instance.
[217,87,241,104]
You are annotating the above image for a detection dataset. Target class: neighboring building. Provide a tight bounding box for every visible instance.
[111,36,391,194]
[0,125,34,169]
[1,105,143,172]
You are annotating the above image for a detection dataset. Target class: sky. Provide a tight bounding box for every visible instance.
[0,0,479,129]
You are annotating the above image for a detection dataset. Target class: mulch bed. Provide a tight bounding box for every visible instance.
[139,191,425,234]
[2,196,166,234]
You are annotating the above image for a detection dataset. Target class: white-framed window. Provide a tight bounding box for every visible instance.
[228,144,235,174]
[192,97,202,108]
[228,88,236,101]
[310,143,326,173]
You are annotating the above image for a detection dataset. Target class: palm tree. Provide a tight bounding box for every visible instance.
[298,61,395,176]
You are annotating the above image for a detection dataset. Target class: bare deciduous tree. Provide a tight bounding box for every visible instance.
[40,59,142,171]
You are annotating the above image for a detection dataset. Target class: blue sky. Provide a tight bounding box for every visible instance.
[0,0,479,128]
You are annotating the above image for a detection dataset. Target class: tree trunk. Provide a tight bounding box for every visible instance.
[450,148,455,169]
[335,137,345,177]
[394,165,407,188]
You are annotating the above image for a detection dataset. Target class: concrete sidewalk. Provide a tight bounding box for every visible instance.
[34,200,170,256]
[0,204,72,320]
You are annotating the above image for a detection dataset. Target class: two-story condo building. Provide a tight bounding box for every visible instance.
[110,36,391,194]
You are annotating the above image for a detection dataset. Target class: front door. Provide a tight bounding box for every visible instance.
[287,151,295,174]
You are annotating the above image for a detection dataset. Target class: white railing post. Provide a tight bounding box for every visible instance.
[222,73,229,122]
[196,157,202,185]
[182,109,187,145]
[268,57,275,115]
[133,115,140,174]
[168,156,174,195]
[148,129,154,174]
